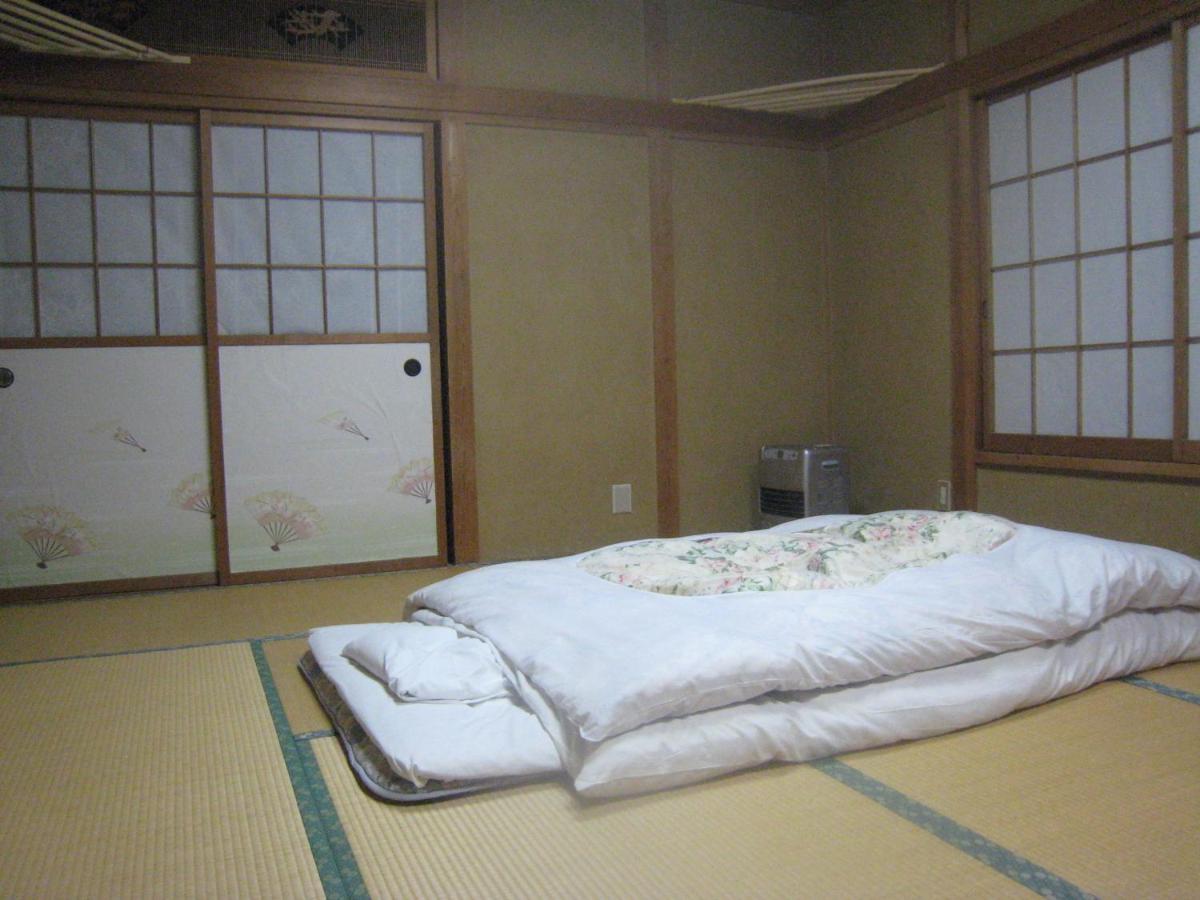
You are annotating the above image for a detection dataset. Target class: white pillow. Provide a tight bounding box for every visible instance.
[342,622,509,704]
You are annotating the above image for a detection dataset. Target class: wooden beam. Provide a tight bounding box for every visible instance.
[649,131,680,538]
[439,116,481,562]
[0,50,828,146]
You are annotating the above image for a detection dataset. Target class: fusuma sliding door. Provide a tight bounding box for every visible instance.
[0,109,216,596]
[0,106,446,599]
[207,114,444,581]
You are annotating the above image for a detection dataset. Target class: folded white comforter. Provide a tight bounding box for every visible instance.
[311,513,1200,797]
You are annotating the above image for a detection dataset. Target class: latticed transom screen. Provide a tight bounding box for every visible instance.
[38,0,428,72]
[983,27,1200,460]
[211,124,428,336]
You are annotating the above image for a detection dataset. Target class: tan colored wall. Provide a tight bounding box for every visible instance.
[672,139,829,535]
[465,126,658,560]
[967,0,1092,52]
[666,0,825,100]
[978,469,1200,558]
[827,108,953,513]
[823,0,948,76]
[459,0,649,98]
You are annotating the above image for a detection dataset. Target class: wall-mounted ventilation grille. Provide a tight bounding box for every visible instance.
[33,0,427,72]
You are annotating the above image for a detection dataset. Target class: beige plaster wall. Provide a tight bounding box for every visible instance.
[978,469,1200,558]
[823,0,949,75]
[967,0,1093,52]
[827,108,954,513]
[672,138,830,536]
[666,0,826,100]
[465,126,658,560]
[459,0,649,98]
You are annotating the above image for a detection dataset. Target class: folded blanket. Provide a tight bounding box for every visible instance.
[343,622,509,704]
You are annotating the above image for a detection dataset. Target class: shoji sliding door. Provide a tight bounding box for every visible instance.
[0,109,216,594]
[0,105,445,598]
[207,115,444,580]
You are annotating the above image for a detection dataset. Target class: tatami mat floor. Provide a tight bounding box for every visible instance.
[1,569,1197,899]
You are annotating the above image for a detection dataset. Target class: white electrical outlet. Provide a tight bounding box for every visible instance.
[936,479,952,511]
[612,483,632,514]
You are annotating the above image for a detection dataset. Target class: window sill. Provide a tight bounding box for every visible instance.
[976,450,1200,483]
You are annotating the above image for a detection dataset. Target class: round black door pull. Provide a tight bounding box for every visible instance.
[0,368,13,389]
[403,359,422,377]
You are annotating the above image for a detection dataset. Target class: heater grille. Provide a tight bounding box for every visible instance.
[759,487,807,518]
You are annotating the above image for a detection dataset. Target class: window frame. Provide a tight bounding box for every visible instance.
[975,21,1200,472]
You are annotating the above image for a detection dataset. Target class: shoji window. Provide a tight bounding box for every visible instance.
[208,114,443,580]
[982,27,1198,465]
[0,109,215,597]
[210,121,428,336]
[0,113,203,338]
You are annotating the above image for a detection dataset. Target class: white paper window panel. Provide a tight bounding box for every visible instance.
[1190,132,1200,233]
[1033,260,1077,347]
[989,182,1029,266]
[157,268,203,335]
[379,269,428,332]
[211,126,265,194]
[374,134,425,198]
[1191,345,1200,439]
[1029,77,1074,173]
[98,267,155,336]
[320,131,374,197]
[270,269,325,334]
[991,267,1031,350]
[1128,42,1172,146]
[1077,157,1126,253]
[1076,58,1125,161]
[30,118,90,189]
[216,268,270,334]
[325,269,377,333]
[95,194,153,264]
[91,121,150,191]
[38,267,96,336]
[322,201,375,265]
[213,197,267,265]
[376,202,426,266]
[1034,351,1078,435]
[0,191,31,262]
[151,124,197,193]
[1031,170,1075,260]
[1079,252,1127,344]
[0,267,35,337]
[1192,239,1200,337]
[269,199,322,265]
[154,196,200,265]
[993,353,1032,432]
[34,193,93,263]
[1129,145,1173,244]
[1131,245,1173,341]
[1192,26,1200,126]
[1080,348,1128,437]
[1131,345,1173,438]
[0,117,28,187]
[266,128,320,195]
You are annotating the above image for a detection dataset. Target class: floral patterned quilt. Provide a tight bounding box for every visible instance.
[578,511,1016,595]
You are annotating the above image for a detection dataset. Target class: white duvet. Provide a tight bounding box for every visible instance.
[309,514,1200,797]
